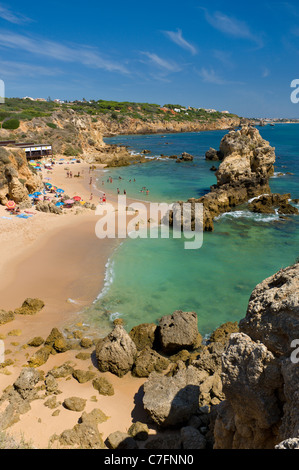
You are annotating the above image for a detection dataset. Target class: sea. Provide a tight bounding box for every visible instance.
[82,124,299,338]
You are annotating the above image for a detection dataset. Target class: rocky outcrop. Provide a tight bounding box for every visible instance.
[214,261,299,449]
[0,147,43,206]
[176,152,194,162]
[0,368,41,430]
[95,319,137,377]
[143,366,208,428]
[158,310,201,354]
[248,193,298,215]
[14,298,45,316]
[168,125,278,231]
[54,409,107,449]
[205,148,223,161]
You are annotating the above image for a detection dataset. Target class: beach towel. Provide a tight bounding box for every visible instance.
[16,214,30,219]
[1,216,12,220]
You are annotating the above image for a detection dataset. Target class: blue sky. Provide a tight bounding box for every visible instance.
[0,0,299,118]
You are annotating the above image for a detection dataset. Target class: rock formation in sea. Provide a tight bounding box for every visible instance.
[167,125,294,231]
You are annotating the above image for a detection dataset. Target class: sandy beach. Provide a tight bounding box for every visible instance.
[0,158,157,448]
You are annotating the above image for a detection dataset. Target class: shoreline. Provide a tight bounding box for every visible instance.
[0,158,162,448]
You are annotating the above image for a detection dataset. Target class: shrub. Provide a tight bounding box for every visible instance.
[0,111,11,122]
[64,145,80,157]
[46,122,57,129]
[0,147,10,164]
[2,119,20,130]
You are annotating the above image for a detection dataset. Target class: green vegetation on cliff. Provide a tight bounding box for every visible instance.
[0,97,239,126]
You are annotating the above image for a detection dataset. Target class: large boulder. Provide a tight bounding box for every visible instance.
[129,323,157,351]
[95,320,137,377]
[132,347,170,378]
[158,310,201,354]
[14,298,45,316]
[143,366,208,427]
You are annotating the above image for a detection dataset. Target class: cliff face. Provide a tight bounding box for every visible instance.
[0,110,240,166]
[214,262,299,449]
[95,114,240,137]
[0,147,43,205]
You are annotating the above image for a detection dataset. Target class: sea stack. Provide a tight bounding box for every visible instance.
[168,125,276,231]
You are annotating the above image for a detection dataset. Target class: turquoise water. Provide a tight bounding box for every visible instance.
[84,125,299,337]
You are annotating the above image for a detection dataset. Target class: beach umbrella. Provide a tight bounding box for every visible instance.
[33,192,42,197]
[28,194,35,198]
[55,202,64,207]
[64,199,74,204]
[44,183,52,188]
[56,189,64,194]
[73,196,81,201]
[6,200,16,210]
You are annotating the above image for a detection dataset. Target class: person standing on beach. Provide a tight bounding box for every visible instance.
[90,193,93,200]
[102,193,106,203]
[90,177,92,185]
[124,189,126,195]
[117,188,120,194]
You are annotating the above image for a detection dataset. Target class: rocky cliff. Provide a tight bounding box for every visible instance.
[214,261,299,449]
[0,109,240,167]
[0,147,43,205]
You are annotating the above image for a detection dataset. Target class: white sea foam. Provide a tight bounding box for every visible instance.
[247,194,270,203]
[94,258,115,302]
[109,312,124,322]
[216,210,279,223]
